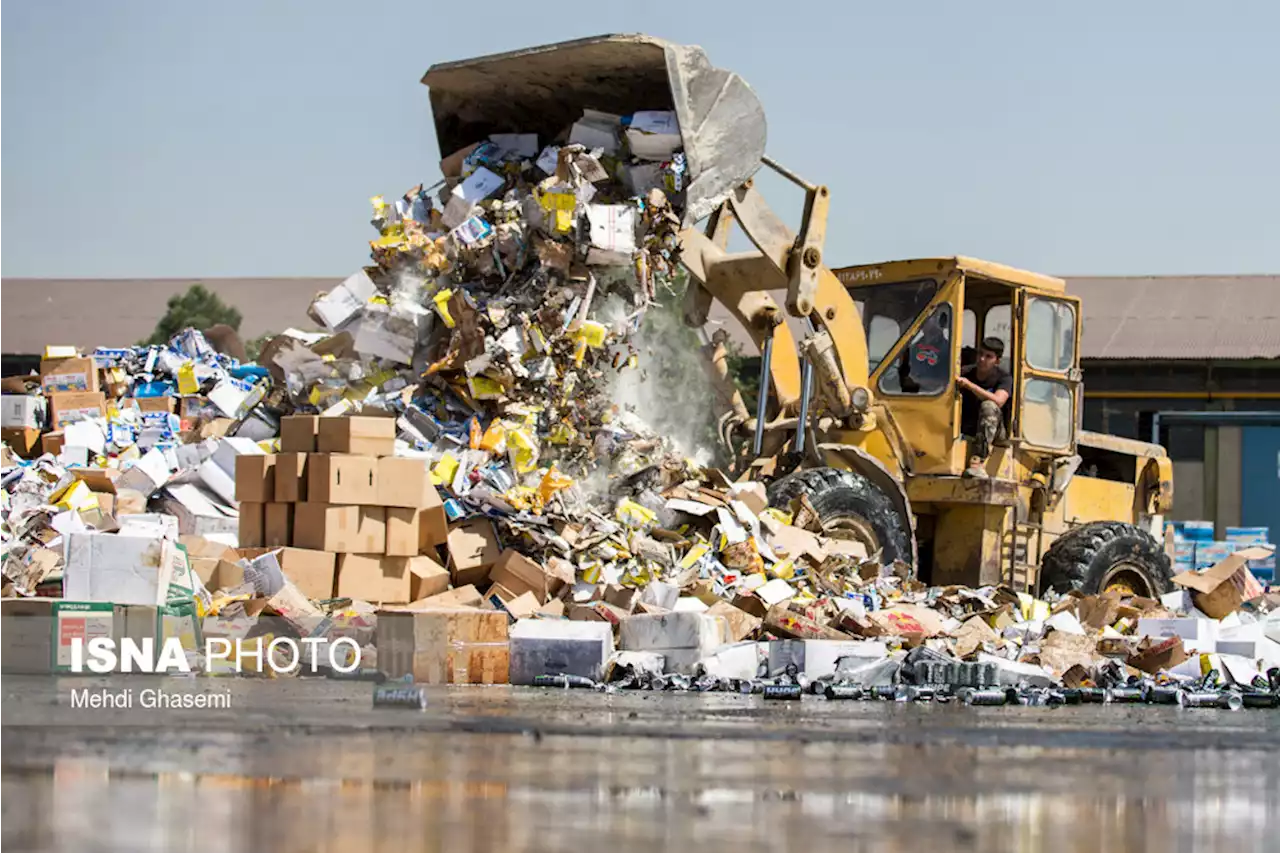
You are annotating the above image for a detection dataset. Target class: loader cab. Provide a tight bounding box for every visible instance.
[838,257,1082,478]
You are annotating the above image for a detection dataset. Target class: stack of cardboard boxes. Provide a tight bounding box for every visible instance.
[235,415,454,605]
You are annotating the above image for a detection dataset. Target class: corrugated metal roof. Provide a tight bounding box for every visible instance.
[3,273,1278,361]
[1067,275,1280,360]
[0,277,333,354]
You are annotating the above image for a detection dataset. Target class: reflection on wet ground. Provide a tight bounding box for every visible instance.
[3,676,1278,853]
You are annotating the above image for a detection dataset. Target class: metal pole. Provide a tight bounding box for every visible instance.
[760,155,817,192]
[795,318,816,456]
[754,326,775,458]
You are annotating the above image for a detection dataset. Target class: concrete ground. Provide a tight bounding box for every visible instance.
[2,675,1278,853]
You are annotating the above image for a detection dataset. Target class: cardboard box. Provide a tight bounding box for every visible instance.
[336,554,443,604]
[488,549,562,605]
[62,534,186,607]
[41,356,99,394]
[53,601,116,672]
[239,547,336,600]
[707,600,764,643]
[1,395,43,429]
[308,454,378,505]
[406,555,450,600]
[158,483,238,540]
[1,599,57,673]
[375,457,437,507]
[385,507,422,556]
[134,396,176,414]
[1136,616,1217,653]
[417,584,482,609]
[264,503,294,547]
[49,392,107,428]
[2,427,41,458]
[274,452,308,502]
[446,520,502,589]
[192,556,246,592]
[235,454,276,503]
[239,501,265,548]
[292,504,386,553]
[280,415,319,452]
[317,416,396,456]
[41,432,65,457]
[376,608,509,684]
[376,458,448,546]
[1172,547,1270,619]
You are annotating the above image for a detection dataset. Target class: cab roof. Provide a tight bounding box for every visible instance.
[834,256,1067,293]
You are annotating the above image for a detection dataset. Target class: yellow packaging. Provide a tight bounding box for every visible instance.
[574,321,608,349]
[679,542,711,571]
[50,480,97,512]
[581,561,604,584]
[433,289,456,328]
[761,508,793,527]
[177,362,199,395]
[548,423,577,445]
[431,452,459,486]
[769,559,796,580]
[467,376,505,400]
[44,345,79,359]
[616,499,657,528]
[508,428,539,474]
[539,191,577,233]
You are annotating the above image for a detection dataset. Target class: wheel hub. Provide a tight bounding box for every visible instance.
[822,514,881,558]
[1101,562,1155,598]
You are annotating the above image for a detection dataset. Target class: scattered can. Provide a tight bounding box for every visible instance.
[763,683,803,701]
[824,684,864,701]
[1179,691,1243,711]
[1107,687,1145,704]
[1145,686,1181,705]
[373,684,428,710]
[1240,691,1279,710]
[533,674,596,689]
[962,689,1008,707]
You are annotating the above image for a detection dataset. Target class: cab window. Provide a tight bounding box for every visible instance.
[1025,296,1076,373]
[879,303,953,396]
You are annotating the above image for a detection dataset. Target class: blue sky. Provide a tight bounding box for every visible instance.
[3,1,1277,279]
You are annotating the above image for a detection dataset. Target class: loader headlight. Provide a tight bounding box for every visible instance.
[850,386,872,413]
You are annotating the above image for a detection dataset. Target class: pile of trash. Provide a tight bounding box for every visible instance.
[2,108,1278,711]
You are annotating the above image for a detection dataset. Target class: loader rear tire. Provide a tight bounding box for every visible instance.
[1038,521,1173,597]
[767,468,913,566]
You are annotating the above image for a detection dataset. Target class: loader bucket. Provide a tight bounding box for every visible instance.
[422,34,767,224]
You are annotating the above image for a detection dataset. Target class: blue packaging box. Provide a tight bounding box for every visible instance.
[1225,526,1269,545]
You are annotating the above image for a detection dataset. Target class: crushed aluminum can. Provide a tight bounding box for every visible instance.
[533,674,596,689]
[373,684,428,710]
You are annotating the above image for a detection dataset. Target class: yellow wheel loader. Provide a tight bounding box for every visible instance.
[423,34,1176,597]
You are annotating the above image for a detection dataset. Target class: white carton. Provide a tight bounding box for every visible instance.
[1,395,43,429]
[1136,616,1218,654]
[508,619,615,685]
[63,533,182,606]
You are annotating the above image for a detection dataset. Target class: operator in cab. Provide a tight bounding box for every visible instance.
[958,337,1012,479]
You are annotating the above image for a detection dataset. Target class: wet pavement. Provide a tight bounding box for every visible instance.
[3,675,1279,852]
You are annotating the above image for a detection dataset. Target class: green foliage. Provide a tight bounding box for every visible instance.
[245,332,275,363]
[141,284,242,347]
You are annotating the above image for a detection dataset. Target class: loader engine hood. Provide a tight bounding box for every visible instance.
[422,33,767,225]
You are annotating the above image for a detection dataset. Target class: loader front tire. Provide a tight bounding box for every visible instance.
[767,468,913,566]
[1038,521,1173,597]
